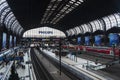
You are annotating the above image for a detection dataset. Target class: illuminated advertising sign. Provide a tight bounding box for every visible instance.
[109,33,119,46]
[77,37,81,45]
[95,35,101,46]
[85,36,90,45]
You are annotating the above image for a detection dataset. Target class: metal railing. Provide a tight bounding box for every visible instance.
[1,61,14,80]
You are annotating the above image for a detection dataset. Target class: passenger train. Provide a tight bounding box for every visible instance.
[62,45,120,56]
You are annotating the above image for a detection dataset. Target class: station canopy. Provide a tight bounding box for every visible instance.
[23,27,66,38]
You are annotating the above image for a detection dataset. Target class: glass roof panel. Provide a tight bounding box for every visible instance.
[103,17,111,30]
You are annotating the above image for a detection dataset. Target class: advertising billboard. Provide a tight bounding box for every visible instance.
[85,36,90,45]
[95,35,101,46]
[77,37,81,45]
[109,33,119,46]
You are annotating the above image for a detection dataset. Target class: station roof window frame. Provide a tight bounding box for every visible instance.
[114,13,120,27]
[10,20,17,30]
[0,7,11,23]
[82,24,91,33]
[41,0,84,25]
[108,15,117,27]
[66,13,120,37]
[0,2,8,10]
[0,0,24,36]
[7,16,15,29]
[74,26,81,35]
[102,13,120,31]
[4,12,14,26]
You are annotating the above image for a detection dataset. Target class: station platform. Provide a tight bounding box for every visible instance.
[40,48,120,80]
[32,48,72,80]
[0,48,34,80]
[77,53,113,64]
[0,47,120,80]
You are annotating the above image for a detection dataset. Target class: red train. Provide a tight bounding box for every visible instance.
[62,45,120,56]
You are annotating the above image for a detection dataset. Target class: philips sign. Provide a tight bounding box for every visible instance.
[39,31,53,34]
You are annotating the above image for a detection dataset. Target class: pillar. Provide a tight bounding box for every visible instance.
[14,36,16,47]
[12,36,14,47]
[16,36,20,46]
[6,33,10,49]
[0,29,3,51]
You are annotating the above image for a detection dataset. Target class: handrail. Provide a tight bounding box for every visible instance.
[1,61,14,80]
[0,47,20,57]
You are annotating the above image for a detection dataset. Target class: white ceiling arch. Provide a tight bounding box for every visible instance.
[23,27,66,38]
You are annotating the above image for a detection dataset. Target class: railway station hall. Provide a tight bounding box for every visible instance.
[0,0,120,80]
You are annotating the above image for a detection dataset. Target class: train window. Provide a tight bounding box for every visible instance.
[2,32,7,49]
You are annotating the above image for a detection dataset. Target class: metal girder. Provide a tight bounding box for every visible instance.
[0,0,24,37]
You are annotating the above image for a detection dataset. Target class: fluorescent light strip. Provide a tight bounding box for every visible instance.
[42,0,83,25]
[51,0,82,24]
[41,0,62,24]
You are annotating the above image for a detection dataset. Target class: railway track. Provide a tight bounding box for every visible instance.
[30,48,54,80]
[31,48,107,80]
[40,49,110,80]
[40,51,82,80]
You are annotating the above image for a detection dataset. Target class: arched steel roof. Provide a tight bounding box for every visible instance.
[66,13,120,36]
[0,0,24,36]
